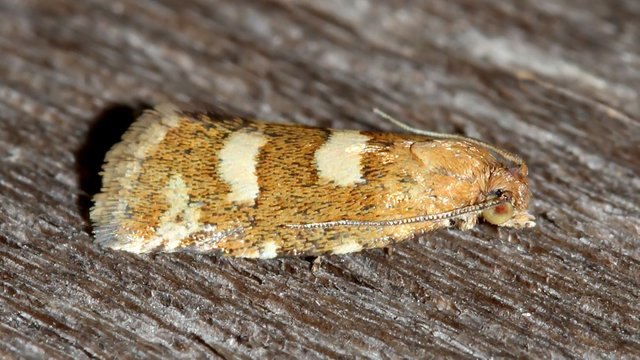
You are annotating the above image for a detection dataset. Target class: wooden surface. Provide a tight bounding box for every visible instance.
[1,0,639,358]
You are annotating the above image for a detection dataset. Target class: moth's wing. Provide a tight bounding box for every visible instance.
[90,104,248,253]
[203,133,455,258]
[92,107,467,257]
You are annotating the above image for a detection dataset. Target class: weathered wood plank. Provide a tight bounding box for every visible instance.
[1,0,639,358]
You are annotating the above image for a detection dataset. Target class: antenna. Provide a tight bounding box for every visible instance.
[286,196,506,229]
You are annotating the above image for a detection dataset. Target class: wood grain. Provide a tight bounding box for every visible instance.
[1,0,639,358]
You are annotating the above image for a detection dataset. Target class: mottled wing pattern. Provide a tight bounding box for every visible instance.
[91,105,500,257]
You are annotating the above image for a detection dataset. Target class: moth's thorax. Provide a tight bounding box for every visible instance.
[409,139,534,229]
[408,140,494,200]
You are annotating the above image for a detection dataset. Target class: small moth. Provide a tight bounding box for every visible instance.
[91,104,535,258]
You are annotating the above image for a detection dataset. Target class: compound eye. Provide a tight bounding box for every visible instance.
[482,202,514,225]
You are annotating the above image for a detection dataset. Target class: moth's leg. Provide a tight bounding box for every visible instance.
[311,256,324,273]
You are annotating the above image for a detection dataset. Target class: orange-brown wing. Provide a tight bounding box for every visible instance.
[91,105,498,257]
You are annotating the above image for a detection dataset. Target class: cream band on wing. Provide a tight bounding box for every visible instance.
[259,241,279,259]
[331,241,363,255]
[314,130,369,186]
[218,130,268,205]
[156,174,202,251]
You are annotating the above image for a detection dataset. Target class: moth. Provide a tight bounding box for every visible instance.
[91,104,535,258]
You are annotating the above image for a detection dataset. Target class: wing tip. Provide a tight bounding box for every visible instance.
[89,103,184,249]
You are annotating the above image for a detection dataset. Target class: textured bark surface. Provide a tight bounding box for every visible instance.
[1,0,639,358]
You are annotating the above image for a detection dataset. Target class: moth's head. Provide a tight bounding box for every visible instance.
[481,163,535,228]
